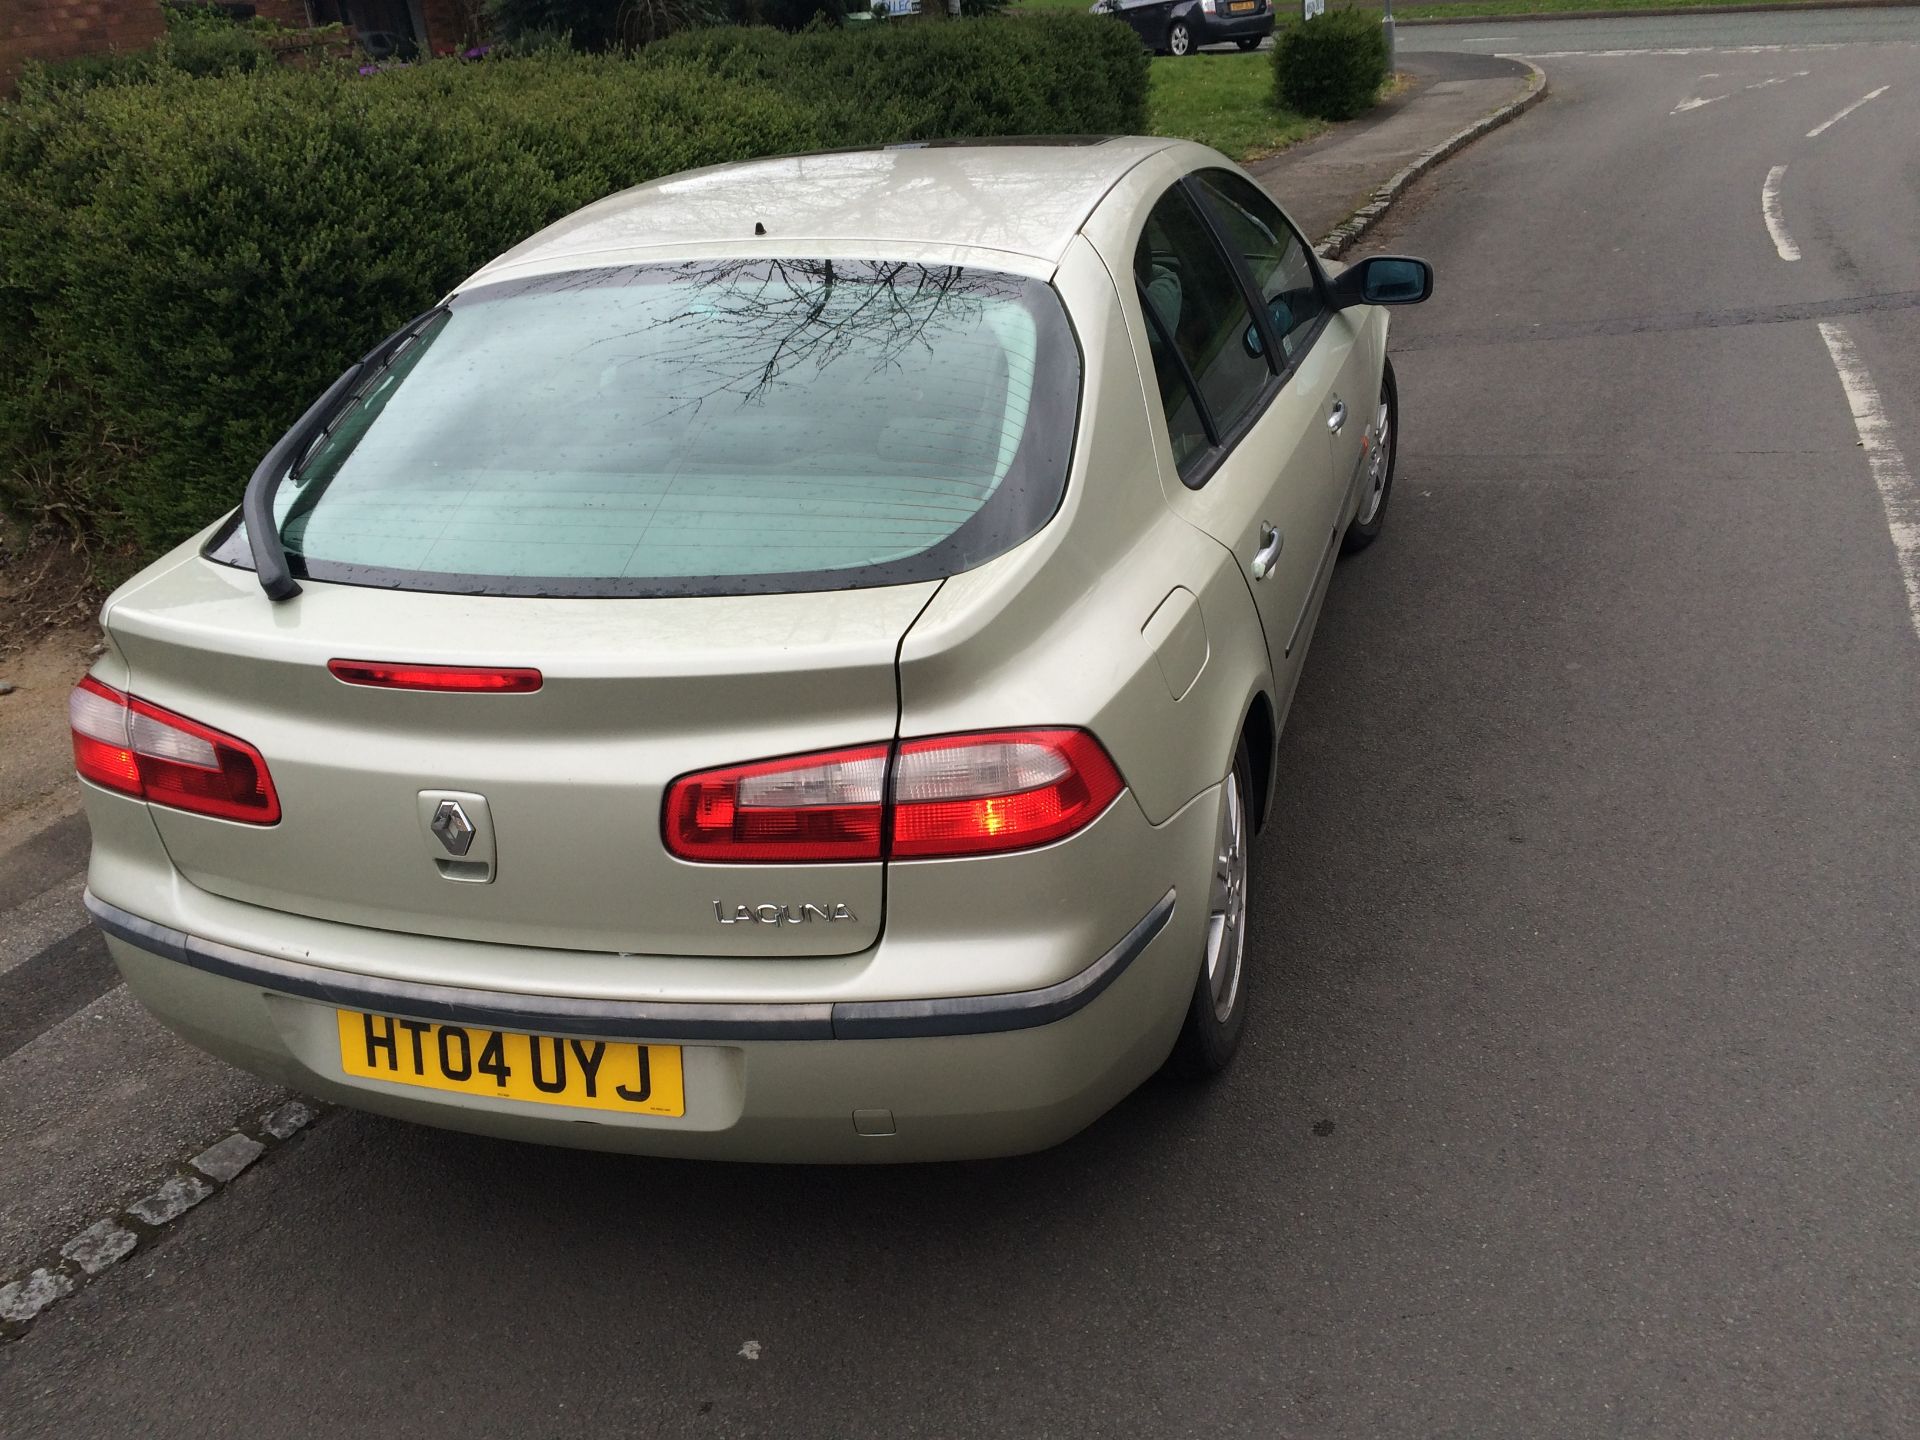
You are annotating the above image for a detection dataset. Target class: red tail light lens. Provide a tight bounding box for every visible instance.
[889,729,1123,859]
[70,678,281,824]
[328,660,542,693]
[662,729,1123,863]
[664,744,890,862]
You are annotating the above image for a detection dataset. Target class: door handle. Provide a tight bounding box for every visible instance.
[1327,399,1348,434]
[1251,523,1283,580]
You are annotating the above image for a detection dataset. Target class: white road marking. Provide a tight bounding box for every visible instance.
[1762,165,1800,262]
[1818,321,1920,642]
[1807,85,1890,138]
[1675,69,1807,112]
[1513,44,1843,59]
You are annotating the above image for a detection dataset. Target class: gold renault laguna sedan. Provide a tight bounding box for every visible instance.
[73,137,1429,1161]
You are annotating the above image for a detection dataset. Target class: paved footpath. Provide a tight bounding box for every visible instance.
[1255,49,1541,247]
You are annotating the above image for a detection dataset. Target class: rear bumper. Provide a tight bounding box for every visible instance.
[1199,9,1273,42]
[90,887,1197,1163]
[86,890,1172,1043]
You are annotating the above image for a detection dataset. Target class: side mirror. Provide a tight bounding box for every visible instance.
[1242,297,1295,358]
[1329,255,1433,310]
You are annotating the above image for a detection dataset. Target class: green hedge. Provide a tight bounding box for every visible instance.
[0,17,1148,565]
[1272,7,1387,122]
[650,17,1148,138]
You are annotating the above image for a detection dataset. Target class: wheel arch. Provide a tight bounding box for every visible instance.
[1239,688,1277,835]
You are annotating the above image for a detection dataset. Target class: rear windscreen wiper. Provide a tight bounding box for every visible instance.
[243,307,447,602]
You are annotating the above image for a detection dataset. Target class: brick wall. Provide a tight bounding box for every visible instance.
[2,0,169,91]
[0,0,332,93]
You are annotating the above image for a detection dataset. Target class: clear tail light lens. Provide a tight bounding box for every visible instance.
[662,729,1123,864]
[70,677,281,824]
[890,730,1123,859]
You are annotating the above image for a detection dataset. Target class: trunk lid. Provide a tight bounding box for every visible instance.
[105,551,931,958]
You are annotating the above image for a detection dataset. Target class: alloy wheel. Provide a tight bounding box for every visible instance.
[1204,770,1248,1023]
[1357,391,1393,526]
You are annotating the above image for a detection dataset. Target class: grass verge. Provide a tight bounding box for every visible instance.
[1149,52,1325,160]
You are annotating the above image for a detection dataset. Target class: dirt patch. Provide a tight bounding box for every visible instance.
[0,520,101,664]
[0,623,96,830]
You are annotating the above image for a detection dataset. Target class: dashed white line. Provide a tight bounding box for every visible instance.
[1819,321,1920,643]
[1672,94,1728,114]
[1808,85,1890,138]
[1762,165,1800,262]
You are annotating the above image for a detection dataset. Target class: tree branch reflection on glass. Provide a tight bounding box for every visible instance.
[232,259,1079,597]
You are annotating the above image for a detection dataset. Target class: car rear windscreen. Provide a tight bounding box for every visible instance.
[206,260,1080,598]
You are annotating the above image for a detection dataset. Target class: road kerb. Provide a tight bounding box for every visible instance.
[0,1093,328,1344]
[1316,59,1550,260]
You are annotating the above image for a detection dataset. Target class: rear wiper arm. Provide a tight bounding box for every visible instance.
[243,307,447,602]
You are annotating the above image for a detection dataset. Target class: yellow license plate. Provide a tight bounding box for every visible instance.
[336,1010,684,1117]
[1229,3,1255,10]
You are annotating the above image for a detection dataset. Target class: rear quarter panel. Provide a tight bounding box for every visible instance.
[894,234,1272,832]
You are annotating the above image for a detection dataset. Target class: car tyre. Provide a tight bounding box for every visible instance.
[1340,355,1398,555]
[1236,36,1260,50]
[1167,19,1193,55]
[1167,738,1252,1079]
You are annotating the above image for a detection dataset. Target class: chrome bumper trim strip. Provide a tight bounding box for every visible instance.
[85,889,1174,1043]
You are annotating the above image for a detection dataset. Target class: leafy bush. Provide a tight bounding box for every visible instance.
[484,0,848,49]
[0,21,1148,562]
[17,51,159,98]
[652,14,1147,138]
[1272,6,1386,122]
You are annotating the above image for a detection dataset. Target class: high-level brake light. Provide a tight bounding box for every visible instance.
[663,729,1123,863]
[328,660,542,693]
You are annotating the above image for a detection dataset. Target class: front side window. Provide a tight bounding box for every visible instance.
[208,260,1079,597]
[1133,185,1271,465]
[1190,169,1326,365]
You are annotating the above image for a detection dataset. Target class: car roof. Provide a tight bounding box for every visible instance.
[468,137,1183,284]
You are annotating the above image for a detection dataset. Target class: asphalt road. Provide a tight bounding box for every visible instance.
[5,13,1920,1436]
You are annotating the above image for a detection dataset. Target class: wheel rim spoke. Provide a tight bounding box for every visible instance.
[1203,772,1248,1022]
[1358,393,1392,525]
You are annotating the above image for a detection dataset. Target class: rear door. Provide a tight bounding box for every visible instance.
[1126,177,1336,694]
[1186,168,1363,659]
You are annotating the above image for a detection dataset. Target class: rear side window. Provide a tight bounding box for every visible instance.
[207,261,1079,598]
[1134,186,1270,445]
[1190,169,1326,364]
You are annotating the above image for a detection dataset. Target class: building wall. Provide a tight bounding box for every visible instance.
[0,0,477,93]
[1,0,169,92]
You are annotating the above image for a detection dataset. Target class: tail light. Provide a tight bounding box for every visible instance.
[70,678,281,824]
[663,729,1123,863]
[663,743,889,863]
